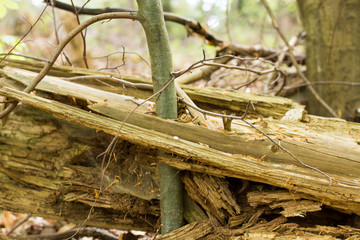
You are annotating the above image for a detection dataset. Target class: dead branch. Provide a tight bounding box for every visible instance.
[0,12,138,119]
[43,0,305,64]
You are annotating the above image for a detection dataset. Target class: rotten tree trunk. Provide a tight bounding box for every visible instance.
[0,83,359,216]
[0,105,159,231]
[0,65,360,238]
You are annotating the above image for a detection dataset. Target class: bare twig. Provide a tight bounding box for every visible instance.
[173,54,276,77]
[0,4,48,63]
[0,12,138,120]
[261,0,338,118]
[49,0,73,66]
[265,33,304,95]
[284,81,360,90]
[70,0,90,68]
[234,76,260,90]
[86,50,151,68]
[202,62,278,75]
[6,214,32,236]
[173,53,286,91]
[43,0,305,64]
[26,227,118,240]
[98,75,177,192]
[180,99,360,188]
[0,53,48,62]
[64,199,98,240]
[63,75,153,90]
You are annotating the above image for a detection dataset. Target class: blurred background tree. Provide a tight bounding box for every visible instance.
[297,0,360,120]
[0,0,302,72]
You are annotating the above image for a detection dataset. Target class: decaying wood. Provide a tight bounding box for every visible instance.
[2,68,358,179]
[0,82,359,216]
[157,220,213,240]
[0,61,302,118]
[182,173,241,225]
[1,63,360,238]
[247,191,322,217]
[0,105,159,231]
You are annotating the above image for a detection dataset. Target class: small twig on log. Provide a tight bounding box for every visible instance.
[180,99,360,188]
[63,75,153,90]
[261,0,338,118]
[175,82,215,129]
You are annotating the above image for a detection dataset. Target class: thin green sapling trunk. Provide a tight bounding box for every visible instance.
[136,0,183,234]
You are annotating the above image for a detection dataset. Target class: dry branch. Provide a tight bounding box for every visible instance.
[44,0,305,64]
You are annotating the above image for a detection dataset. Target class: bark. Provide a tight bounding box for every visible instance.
[136,0,183,233]
[0,65,359,237]
[0,60,302,119]
[0,105,159,232]
[0,103,209,232]
[0,82,359,216]
[297,0,360,120]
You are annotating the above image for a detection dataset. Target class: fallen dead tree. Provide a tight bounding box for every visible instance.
[0,59,301,119]
[0,64,359,238]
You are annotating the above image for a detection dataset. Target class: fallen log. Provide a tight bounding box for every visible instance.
[0,61,302,118]
[0,104,159,231]
[0,84,359,216]
[0,64,359,238]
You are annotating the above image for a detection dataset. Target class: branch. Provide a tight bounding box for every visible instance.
[63,75,153,90]
[0,4,48,64]
[45,0,222,46]
[44,0,305,63]
[180,99,359,188]
[0,12,138,119]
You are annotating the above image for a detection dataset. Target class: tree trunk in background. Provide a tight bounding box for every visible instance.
[297,0,360,120]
